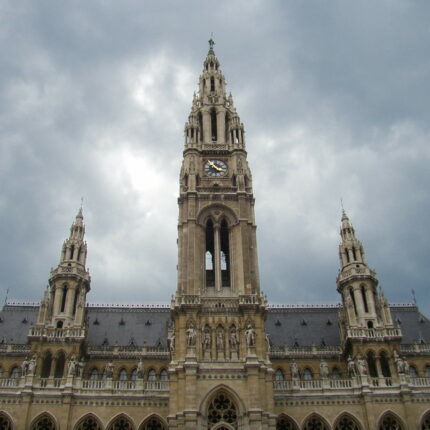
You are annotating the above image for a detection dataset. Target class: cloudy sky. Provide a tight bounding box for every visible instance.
[1,1,430,315]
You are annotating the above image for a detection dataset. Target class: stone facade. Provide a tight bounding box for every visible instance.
[0,41,430,430]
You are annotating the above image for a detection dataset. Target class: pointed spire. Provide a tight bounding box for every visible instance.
[208,35,215,55]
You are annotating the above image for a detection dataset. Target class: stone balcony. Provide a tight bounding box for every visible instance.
[28,326,86,341]
[269,345,342,359]
[337,266,377,284]
[345,327,402,342]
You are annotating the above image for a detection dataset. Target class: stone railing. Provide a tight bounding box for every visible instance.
[400,344,430,354]
[409,377,430,387]
[337,266,377,282]
[0,344,31,355]
[346,327,402,341]
[50,265,90,281]
[28,326,86,340]
[269,345,342,358]
[0,378,21,388]
[87,345,169,358]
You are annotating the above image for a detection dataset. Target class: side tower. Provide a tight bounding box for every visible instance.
[28,209,91,378]
[337,211,402,374]
[169,40,275,430]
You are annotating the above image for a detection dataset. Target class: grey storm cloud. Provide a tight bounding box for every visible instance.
[1,1,430,315]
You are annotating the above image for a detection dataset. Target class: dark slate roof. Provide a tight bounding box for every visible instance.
[86,305,171,347]
[266,305,341,347]
[0,302,429,348]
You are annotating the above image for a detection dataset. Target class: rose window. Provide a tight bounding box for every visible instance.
[207,393,237,429]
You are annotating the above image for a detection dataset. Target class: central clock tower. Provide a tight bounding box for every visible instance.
[168,40,275,429]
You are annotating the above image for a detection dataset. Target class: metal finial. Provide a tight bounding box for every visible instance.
[80,196,84,210]
[412,289,417,305]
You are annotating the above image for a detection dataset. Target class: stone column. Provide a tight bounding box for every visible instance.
[202,109,211,143]
[53,285,63,317]
[65,286,77,318]
[216,109,225,144]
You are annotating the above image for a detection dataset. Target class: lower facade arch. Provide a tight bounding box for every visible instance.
[420,410,430,430]
[0,411,14,430]
[30,412,58,430]
[276,414,299,430]
[333,412,363,430]
[106,413,135,430]
[302,413,331,430]
[377,411,406,430]
[74,413,104,430]
[138,414,167,430]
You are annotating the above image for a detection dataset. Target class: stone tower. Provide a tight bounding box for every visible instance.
[168,40,275,429]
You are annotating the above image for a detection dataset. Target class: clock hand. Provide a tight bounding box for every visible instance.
[208,160,222,171]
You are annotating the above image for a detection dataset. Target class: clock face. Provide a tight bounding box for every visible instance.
[204,159,228,177]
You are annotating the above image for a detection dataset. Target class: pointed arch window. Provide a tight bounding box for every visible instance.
[303,416,328,430]
[276,415,298,430]
[0,414,12,430]
[334,414,361,430]
[119,368,128,381]
[60,285,68,313]
[207,392,238,429]
[31,414,56,430]
[220,219,230,287]
[75,415,102,430]
[361,285,369,313]
[205,220,215,287]
[366,351,378,378]
[380,351,391,377]
[90,368,99,380]
[131,368,138,381]
[211,109,217,141]
[10,367,19,380]
[379,414,404,430]
[349,288,357,315]
[41,351,52,378]
[425,365,430,378]
[210,76,215,92]
[160,369,168,381]
[140,417,166,430]
[107,416,133,430]
[54,352,65,379]
[345,248,350,263]
[421,411,430,430]
[303,368,313,380]
[147,369,157,381]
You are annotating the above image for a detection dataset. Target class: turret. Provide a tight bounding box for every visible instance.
[36,208,91,329]
[337,211,393,329]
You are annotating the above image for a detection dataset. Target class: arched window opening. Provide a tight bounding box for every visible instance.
[334,415,361,430]
[380,351,391,377]
[119,369,128,381]
[331,367,341,380]
[210,76,215,92]
[90,368,99,380]
[75,415,102,430]
[107,416,133,430]
[198,112,203,142]
[225,113,230,142]
[207,392,237,428]
[10,367,19,379]
[361,285,369,313]
[276,415,298,430]
[349,289,357,315]
[421,412,430,430]
[220,220,230,287]
[0,414,12,430]
[60,286,68,313]
[211,109,217,141]
[70,245,75,260]
[140,417,166,430]
[275,369,284,381]
[72,289,79,315]
[303,416,329,430]
[303,368,313,380]
[232,174,237,187]
[409,365,418,378]
[345,248,350,263]
[56,321,63,328]
[160,369,168,381]
[367,351,378,378]
[41,352,52,378]
[31,414,56,430]
[425,365,430,378]
[352,246,357,261]
[147,369,157,381]
[77,246,82,262]
[379,414,403,430]
[131,368,138,381]
[0,366,3,377]
[54,352,66,379]
[205,220,215,287]
[367,321,374,329]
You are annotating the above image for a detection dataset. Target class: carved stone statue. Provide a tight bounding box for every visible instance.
[290,360,299,380]
[357,356,367,376]
[168,332,175,353]
[186,324,196,347]
[28,355,37,376]
[137,358,144,378]
[216,329,224,351]
[320,359,329,378]
[403,357,410,375]
[104,360,114,379]
[245,324,256,347]
[394,351,404,374]
[347,355,356,377]
[76,358,85,377]
[229,327,239,350]
[21,358,30,376]
[67,356,76,377]
[202,326,211,350]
